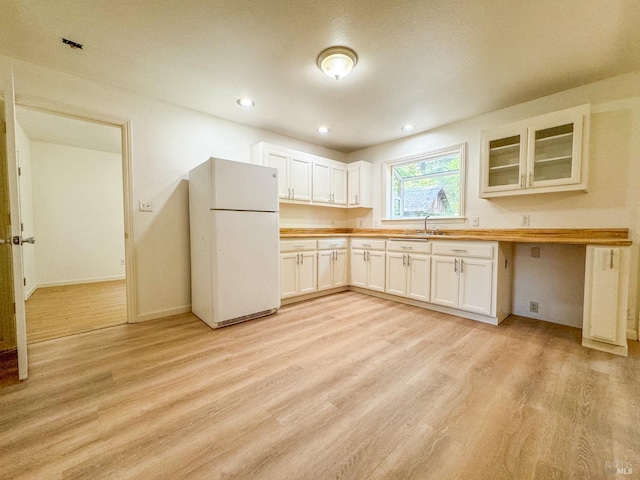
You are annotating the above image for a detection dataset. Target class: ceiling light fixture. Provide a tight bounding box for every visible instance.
[401,124,415,132]
[317,126,331,134]
[317,46,358,80]
[236,98,255,108]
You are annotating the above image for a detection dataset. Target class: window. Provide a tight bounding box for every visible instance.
[386,144,465,220]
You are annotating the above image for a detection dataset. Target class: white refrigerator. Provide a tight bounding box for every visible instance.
[189,157,280,328]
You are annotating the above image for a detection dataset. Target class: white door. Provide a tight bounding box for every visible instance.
[266,151,289,200]
[350,250,367,288]
[367,251,386,292]
[430,255,457,309]
[333,250,348,287]
[386,252,407,297]
[332,164,347,205]
[280,253,299,299]
[348,164,360,206]
[3,72,28,379]
[312,161,331,204]
[210,210,280,324]
[289,155,311,202]
[458,258,493,315]
[297,252,316,295]
[317,250,334,291]
[407,254,430,302]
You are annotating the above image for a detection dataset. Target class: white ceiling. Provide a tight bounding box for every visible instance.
[16,107,122,154]
[2,1,640,153]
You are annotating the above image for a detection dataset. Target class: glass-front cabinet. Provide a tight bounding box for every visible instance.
[480,104,589,198]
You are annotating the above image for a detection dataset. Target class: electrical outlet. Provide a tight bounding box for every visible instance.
[521,214,530,226]
[471,216,479,226]
[531,247,540,258]
[529,301,539,313]
[139,200,153,212]
[359,220,364,227]
[120,259,125,266]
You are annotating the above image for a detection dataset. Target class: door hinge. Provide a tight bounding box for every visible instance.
[18,167,21,176]
[3,121,6,134]
[21,222,24,232]
[13,302,16,314]
[23,277,26,286]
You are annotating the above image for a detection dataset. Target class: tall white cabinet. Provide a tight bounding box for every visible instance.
[582,246,630,356]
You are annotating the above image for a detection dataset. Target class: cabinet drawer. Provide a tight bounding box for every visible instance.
[387,240,432,254]
[431,242,493,259]
[351,238,386,251]
[280,239,317,252]
[317,238,348,250]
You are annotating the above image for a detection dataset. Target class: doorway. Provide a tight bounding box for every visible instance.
[15,106,129,343]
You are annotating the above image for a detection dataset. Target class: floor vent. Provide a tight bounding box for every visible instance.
[215,308,278,328]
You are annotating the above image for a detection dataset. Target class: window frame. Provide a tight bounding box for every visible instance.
[382,143,466,223]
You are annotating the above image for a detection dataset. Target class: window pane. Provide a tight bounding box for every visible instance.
[389,148,463,219]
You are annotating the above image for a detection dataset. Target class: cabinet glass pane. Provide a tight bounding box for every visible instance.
[533,123,573,182]
[488,135,521,187]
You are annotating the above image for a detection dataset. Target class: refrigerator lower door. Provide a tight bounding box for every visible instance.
[208,210,280,327]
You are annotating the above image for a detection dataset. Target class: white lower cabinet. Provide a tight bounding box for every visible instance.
[350,238,386,292]
[386,240,431,302]
[430,242,494,316]
[317,238,348,291]
[280,240,317,299]
[582,245,630,356]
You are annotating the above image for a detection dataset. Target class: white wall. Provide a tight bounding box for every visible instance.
[347,71,640,336]
[0,54,346,322]
[14,121,37,298]
[30,141,125,286]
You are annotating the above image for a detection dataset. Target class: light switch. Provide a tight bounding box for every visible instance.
[139,200,153,212]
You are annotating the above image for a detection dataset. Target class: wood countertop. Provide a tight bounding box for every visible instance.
[280,228,632,246]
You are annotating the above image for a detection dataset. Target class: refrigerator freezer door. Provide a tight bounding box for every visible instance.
[207,210,280,327]
[208,157,278,212]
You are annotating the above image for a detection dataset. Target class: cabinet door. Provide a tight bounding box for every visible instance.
[297,252,316,295]
[332,164,348,206]
[348,164,361,206]
[583,246,629,346]
[480,127,527,196]
[386,253,407,297]
[267,151,290,200]
[317,250,334,291]
[527,110,583,189]
[458,258,493,316]
[367,251,386,292]
[280,253,299,299]
[430,255,458,308]
[312,161,331,204]
[333,250,348,287]
[407,254,430,302]
[290,155,312,202]
[350,250,367,288]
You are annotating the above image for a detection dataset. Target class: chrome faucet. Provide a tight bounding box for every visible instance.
[424,214,430,234]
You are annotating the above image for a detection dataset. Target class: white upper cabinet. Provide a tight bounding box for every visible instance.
[480,104,589,198]
[257,146,311,203]
[348,161,372,208]
[312,159,347,206]
[253,143,371,209]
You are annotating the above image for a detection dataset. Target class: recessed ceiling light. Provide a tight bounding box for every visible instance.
[317,126,331,134]
[237,98,255,108]
[401,124,415,132]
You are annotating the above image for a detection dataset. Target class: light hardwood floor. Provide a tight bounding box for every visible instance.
[25,280,127,344]
[1,291,638,479]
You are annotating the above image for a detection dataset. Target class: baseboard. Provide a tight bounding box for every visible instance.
[347,287,500,325]
[38,275,126,288]
[281,287,349,306]
[135,305,192,323]
[627,328,638,341]
[25,284,37,301]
